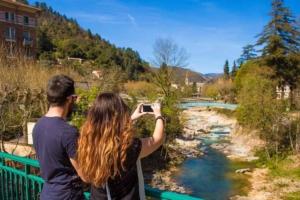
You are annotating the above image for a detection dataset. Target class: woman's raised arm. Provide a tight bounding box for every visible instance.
[139,103,165,158]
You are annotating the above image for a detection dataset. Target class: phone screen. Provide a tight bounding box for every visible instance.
[142,104,153,112]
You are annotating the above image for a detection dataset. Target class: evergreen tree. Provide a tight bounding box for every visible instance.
[231,61,238,78]
[257,0,300,56]
[238,44,257,64]
[256,0,300,103]
[192,82,198,94]
[223,60,230,79]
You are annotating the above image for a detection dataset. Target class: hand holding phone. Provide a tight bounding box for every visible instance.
[141,104,154,113]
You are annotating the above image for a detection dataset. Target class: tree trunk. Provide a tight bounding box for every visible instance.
[289,86,295,109]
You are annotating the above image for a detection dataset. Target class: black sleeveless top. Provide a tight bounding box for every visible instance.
[91,138,142,200]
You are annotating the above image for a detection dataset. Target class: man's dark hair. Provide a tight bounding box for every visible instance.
[47,75,75,106]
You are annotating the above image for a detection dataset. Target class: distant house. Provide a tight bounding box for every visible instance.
[276,85,300,108]
[171,83,179,89]
[92,70,103,79]
[276,85,290,99]
[67,57,84,64]
[185,72,206,95]
[0,0,40,58]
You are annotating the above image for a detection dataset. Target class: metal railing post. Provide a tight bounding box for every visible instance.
[24,164,31,200]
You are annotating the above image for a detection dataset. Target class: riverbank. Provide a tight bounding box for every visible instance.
[147,106,252,196]
[146,106,300,199]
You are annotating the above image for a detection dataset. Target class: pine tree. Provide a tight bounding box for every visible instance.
[256,0,300,103]
[231,61,238,78]
[257,0,300,56]
[223,60,230,79]
[238,44,257,64]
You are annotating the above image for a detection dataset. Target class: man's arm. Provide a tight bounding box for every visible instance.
[70,158,87,183]
[62,128,88,183]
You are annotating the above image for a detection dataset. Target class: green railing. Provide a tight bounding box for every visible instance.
[0,151,202,200]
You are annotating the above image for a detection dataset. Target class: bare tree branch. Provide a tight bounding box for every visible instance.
[152,38,189,68]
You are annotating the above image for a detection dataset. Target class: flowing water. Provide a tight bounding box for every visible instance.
[181,101,237,110]
[173,138,234,200]
[173,102,245,200]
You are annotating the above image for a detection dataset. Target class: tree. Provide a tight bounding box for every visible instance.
[35,2,149,80]
[236,63,286,158]
[238,44,257,64]
[231,61,238,78]
[256,0,300,105]
[257,0,300,56]
[16,0,28,4]
[192,82,198,94]
[152,38,188,68]
[151,39,187,145]
[37,31,55,59]
[223,60,230,79]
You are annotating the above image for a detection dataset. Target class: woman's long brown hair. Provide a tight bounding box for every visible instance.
[77,92,133,187]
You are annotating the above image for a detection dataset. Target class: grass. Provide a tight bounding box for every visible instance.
[255,151,300,180]
[284,192,300,200]
[254,150,300,199]
[0,59,84,90]
[226,159,257,196]
[212,107,236,118]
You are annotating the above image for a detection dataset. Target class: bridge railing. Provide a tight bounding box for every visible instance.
[0,151,202,200]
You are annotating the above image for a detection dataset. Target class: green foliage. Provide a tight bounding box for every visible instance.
[0,88,47,141]
[255,150,300,180]
[124,81,159,101]
[211,107,236,118]
[71,87,101,129]
[150,64,183,141]
[202,78,235,102]
[223,60,230,79]
[284,192,300,200]
[234,60,259,92]
[34,2,149,81]
[231,61,238,78]
[235,63,284,130]
[256,0,300,92]
[238,44,257,64]
[192,82,197,94]
[257,0,300,56]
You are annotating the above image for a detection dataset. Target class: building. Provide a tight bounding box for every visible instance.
[276,85,290,99]
[0,0,40,58]
[185,71,207,95]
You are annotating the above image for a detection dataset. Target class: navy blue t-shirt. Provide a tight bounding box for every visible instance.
[33,116,84,200]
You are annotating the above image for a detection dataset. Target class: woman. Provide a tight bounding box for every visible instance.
[77,92,165,200]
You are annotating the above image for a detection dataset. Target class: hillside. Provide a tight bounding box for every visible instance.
[34,2,149,80]
[172,67,208,84]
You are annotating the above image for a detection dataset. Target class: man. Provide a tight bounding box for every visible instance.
[33,75,85,200]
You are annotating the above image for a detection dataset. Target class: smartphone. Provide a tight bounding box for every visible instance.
[142,104,153,113]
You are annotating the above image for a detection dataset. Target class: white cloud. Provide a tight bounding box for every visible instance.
[71,12,130,25]
[127,14,137,26]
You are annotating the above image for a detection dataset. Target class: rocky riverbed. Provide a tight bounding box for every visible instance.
[148,106,267,197]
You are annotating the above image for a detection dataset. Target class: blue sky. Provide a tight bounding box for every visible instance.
[29,0,300,73]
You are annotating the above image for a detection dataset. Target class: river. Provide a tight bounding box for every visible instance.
[172,102,250,200]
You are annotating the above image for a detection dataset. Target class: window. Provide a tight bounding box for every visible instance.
[5,12,9,20]
[5,27,16,40]
[23,16,29,25]
[5,12,15,22]
[10,13,15,21]
[23,31,30,40]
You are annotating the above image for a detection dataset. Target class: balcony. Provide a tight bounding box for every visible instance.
[0,152,202,200]
[5,36,16,42]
